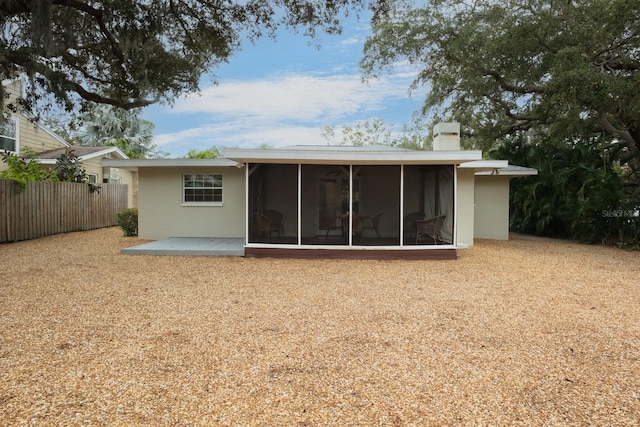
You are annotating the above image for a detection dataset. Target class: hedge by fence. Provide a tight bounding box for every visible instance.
[0,179,128,243]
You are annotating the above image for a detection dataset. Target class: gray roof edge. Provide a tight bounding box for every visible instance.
[475,165,538,176]
[223,147,483,163]
[103,158,240,168]
[35,146,129,161]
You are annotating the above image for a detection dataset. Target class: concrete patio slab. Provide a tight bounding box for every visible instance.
[121,238,245,256]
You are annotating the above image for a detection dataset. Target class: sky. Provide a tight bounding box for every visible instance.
[142,13,428,158]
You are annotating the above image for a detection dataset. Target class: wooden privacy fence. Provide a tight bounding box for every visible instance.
[0,179,128,243]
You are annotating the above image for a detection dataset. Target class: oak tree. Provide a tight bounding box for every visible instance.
[1,0,386,112]
[362,0,640,169]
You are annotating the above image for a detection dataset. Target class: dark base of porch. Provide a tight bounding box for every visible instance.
[244,247,457,260]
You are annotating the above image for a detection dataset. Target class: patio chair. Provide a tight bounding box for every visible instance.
[363,213,383,239]
[416,215,446,244]
[252,212,272,241]
[403,211,426,240]
[343,213,365,243]
[323,203,341,238]
[264,209,284,238]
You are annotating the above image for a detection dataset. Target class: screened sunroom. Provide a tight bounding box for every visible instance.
[226,146,482,259]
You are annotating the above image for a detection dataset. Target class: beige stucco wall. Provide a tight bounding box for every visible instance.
[137,166,245,240]
[474,175,510,240]
[456,168,476,247]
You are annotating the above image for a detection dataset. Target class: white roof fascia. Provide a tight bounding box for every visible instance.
[33,147,130,164]
[475,166,538,176]
[103,158,241,171]
[224,148,483,164]
[457,160,509,171]
[35,159,57,165]
[458,160,538,176]
[35,121,71,147]
[79,146,130,161]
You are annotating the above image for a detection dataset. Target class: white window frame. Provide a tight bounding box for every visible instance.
[182,173,223,206]
[0,114,18,154]
[87,173,98,184]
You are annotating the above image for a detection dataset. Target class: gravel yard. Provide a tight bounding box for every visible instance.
[1,227,639,426]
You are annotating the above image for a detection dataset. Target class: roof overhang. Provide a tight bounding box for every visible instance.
[457,160,509,172]
[35,146,130,165]
[103,158,241,171]
[80,146,129,161]
[475,165,538,176]
[224,147,483,165]
[457,160,538,177]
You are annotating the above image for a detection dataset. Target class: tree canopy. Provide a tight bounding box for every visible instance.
[78,104,163,158]
[321,115,432,149]
[184,145,221,159]
[1,0,387,113]
[362,0,640,244]
[361,0,640,162]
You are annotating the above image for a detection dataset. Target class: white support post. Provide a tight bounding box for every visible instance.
[244,162,249,245]
[348,164,353,246]
[400,164,405,246]
[297,163,302,246]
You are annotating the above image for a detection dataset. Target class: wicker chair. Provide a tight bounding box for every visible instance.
[363,213,383,239]
[416,215,446,244]
[252,212,272,241]
[264,209,284,238]
[403,211,426,240]
[323,203,340,238]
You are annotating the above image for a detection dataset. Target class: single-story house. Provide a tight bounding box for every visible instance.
[105,123,537,260]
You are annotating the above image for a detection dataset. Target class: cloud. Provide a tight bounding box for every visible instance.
[340,36,362,46]
[154,119,327,153]
[171,72,409,123]
[152,71,422,155]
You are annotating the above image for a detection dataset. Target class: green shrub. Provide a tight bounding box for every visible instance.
[0,149,58,190]
[116,208,138,236]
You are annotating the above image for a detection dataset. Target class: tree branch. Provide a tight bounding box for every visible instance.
[54,0,128,75]
[599,113,636,146]
[479,67,547,94]
[69,81,160,109]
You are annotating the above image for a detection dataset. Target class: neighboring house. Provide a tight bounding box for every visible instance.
[1,79,136,207]
[34,146,137,208]
[105,123,537,259]
[1,80,71,161]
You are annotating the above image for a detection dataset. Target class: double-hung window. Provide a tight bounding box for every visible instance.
[183,174,223,205]
[0,114,18,153]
